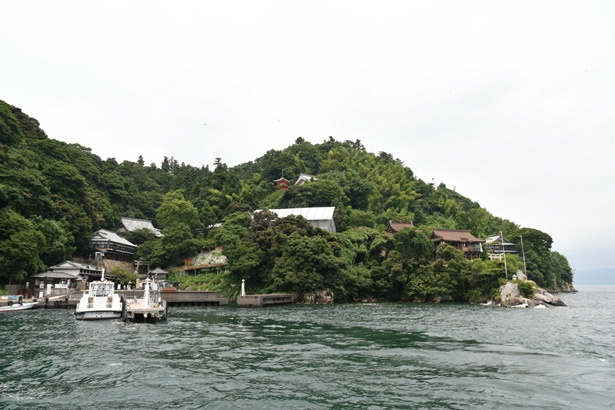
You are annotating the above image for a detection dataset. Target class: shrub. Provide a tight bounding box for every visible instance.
[515,280,535,298]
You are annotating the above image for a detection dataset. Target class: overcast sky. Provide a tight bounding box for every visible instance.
[2,1,614,278]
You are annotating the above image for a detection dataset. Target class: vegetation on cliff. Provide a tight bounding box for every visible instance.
[0,100,573,301]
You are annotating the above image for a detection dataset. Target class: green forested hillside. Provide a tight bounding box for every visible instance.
[0,100,573,301]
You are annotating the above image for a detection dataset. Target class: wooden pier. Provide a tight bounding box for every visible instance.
[237,294,295,308]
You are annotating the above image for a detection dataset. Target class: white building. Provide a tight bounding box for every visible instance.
[259,207,337,232]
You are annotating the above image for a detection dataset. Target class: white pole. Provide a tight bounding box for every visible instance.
[241,279,246,297]
[501,231,508,280]
[144,280,151,307]
[519,235,527,277]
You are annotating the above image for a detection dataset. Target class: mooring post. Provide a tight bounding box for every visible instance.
[241,279,246,297]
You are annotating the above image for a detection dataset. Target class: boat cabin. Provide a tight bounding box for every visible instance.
[90,281,115,297]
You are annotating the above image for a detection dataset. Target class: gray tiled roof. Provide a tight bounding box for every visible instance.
[120,217,163,237]
[92,229,138,248]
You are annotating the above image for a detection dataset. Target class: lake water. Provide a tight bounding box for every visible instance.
[1,286,614,409]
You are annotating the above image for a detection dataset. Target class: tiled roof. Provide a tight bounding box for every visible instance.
[432,229,484,243]
[92,229,138,248]
[120,217,163,237]
[295,173,318,185]
[31,271,83,280]
[388,221,415,232]
[49,261,100,271]
[485,234,515,246]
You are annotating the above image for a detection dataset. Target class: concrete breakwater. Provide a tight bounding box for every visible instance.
[237,294,295,308]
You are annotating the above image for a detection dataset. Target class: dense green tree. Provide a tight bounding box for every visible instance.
[34,218,75,266]
[270,232,337,295]
[148,222,198,267]
[394,228,433,261]
[0,209,46,282]
[123,228,158,246]
[157,190,202,233]
[405,244,466,302]
[0,101,25,145]
[516,227,556,288]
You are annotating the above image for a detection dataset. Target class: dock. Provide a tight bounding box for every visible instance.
[158,290,228,306]
[4,291,293,309]
[237,294,295,308]
[28,290,229,308]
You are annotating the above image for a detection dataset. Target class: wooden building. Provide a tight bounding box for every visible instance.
[259,207,337,233]
[30,271,83,297]
[386,221,415,236]
[90,229,138,262]
[273,177,290,190]
[485,234,517,260]
[48,260,111,282]
[148,267,169,281]
[431,228,485,259]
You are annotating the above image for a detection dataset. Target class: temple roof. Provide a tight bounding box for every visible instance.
[432,229,484,243]
[119,217,163,237]
[92,229,138,248]
[31,271,83,280]
[387,221,415,233]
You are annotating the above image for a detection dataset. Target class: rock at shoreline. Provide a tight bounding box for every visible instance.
[533,288,566,306]
[499,280,566,308]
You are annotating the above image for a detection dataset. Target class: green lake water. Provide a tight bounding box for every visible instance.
[1,286,613,409]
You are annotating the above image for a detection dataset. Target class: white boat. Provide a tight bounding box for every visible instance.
[75,269,124,320]
[0,301,39,312]
[122,278,168,323]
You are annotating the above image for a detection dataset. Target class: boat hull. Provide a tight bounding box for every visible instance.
[75,310,122,320]
[0,302,39,312]
[74,278,124,320]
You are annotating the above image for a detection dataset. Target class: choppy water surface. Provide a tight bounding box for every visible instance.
[1,286,614,409]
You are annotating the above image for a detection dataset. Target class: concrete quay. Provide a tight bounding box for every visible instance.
[237,294,295,308]
[17,290,229,308]
[3,291,295,309]
[158,290,228,306]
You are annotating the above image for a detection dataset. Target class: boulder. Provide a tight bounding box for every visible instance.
[499,281,522,307]
[515,269,527,281]
[533,289,566,306]
[499,280,566,308]
[302,289,334,304]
